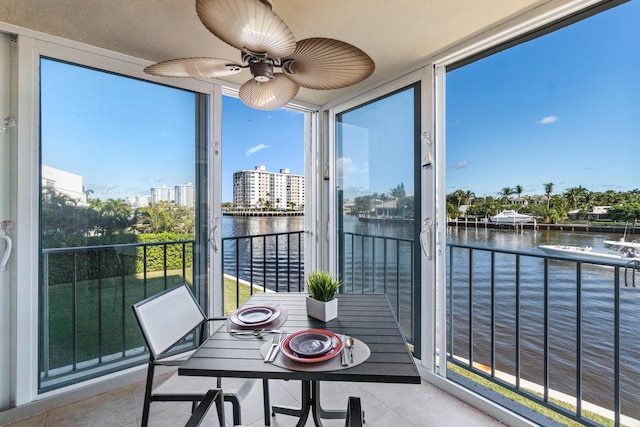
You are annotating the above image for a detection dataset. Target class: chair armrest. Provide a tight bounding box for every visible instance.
[207,316,228,322]
[153,359,185,367]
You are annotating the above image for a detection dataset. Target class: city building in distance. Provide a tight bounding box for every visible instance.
[150,183,195,209]
[233,166,304,211]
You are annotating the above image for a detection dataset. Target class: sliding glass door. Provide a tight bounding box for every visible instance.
[335,83,421,352]
[39,58,208,391]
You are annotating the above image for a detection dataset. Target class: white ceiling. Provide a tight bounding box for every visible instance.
[0,0,571,107]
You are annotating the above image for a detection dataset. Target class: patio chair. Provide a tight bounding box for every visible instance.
[184,389,224,427]
[345,396,364,427]
[132,282,268,427]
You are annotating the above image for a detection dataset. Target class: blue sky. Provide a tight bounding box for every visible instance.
[41,1,637,203]
[446,0,639,198]
[221,97,304,202]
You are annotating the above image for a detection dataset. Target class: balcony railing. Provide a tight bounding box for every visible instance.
[222,231,305,301]
[341,231,416,345]
[41,232,639,426]
[40,240,195,391]
[447,243,640,427]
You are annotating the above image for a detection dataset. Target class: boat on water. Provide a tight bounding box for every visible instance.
[603,238,640,250]
[489,210,534,224]
[539,241,640,264]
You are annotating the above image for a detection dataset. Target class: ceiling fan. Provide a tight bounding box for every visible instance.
[144,0,375,110]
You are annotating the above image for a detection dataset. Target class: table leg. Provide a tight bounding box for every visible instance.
[271,381,347,427]
[312,381,347,421]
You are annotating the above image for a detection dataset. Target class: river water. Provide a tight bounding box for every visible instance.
[222,216,640,419]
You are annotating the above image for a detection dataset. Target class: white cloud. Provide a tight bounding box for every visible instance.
[535,115,558,125]
[447,160,467,170]
[337,157,368,176]
[245,144,269,156]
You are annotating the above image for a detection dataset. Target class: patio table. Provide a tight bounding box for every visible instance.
[178,292,421,427]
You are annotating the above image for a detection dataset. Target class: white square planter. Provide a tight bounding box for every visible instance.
[306,296,338,322]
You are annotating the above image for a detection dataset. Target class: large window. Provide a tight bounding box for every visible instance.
[336,84,421,351]
[39,58,208,391]
[444,1,639,424]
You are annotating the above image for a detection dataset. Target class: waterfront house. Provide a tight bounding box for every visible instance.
[0,1,636,426]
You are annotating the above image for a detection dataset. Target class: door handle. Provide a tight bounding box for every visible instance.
[420,218,433,260]
[0,231,12,272]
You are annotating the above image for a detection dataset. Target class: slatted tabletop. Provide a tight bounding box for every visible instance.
[179,293,420,385]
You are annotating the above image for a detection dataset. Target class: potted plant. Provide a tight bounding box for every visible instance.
[305,271,342,322]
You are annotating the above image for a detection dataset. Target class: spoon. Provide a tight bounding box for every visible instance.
[347,336,355,363]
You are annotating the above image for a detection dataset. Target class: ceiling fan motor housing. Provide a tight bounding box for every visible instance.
[249,60,274,82]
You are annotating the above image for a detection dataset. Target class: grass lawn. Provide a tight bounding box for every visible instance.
[46,271,257,370]
[447,363,620,427]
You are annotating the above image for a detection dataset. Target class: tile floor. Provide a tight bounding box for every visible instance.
[1,375,504,427]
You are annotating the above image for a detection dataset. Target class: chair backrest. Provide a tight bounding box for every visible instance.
[132,282,207,359]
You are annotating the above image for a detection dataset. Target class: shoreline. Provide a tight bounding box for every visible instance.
[223,210,303,217]
[448,218,639,235]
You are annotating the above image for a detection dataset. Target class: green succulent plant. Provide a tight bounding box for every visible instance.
[305,271,342,302]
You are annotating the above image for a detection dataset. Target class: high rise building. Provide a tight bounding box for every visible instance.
[174,182,195,209]
[150,185,174,204]
[233,166,304,210]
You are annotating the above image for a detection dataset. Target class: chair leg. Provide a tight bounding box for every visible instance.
[140,365,156,427]
[263,379,271,426]
[215,394,225,426]
[185,389,224,427]
[223,394,241,426]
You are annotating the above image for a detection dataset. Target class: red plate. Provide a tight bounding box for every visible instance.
[230,305,281,327]
[280,329,343,363]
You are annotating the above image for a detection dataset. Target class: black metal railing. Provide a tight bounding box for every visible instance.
[40,240,194,391]
[222,231,305,307]
[447,243,640,427]
[341,231,415,344]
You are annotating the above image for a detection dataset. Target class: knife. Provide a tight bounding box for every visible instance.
[264,335,279,362]
[269,334,284,362]
[341,336,349,366]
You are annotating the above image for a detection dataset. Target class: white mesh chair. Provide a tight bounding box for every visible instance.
[132,282,267,427]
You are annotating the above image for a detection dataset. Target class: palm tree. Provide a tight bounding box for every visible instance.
[498,187,514,204]
[544,182,554,209]
[563,186,589,210]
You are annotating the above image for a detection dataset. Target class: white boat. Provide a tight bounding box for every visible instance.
[539,242,640,264]
[603,238,640,250]
[489,210,534,224]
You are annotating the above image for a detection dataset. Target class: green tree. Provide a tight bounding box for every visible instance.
[498,187,514,204]
[90,198,133,236]
[608,203,640,222]
[390,183,406,200]
[514,185,523,199]
[353,195,374,215]
[543,182,554,209]
[41,187,92,248]
[134,202,195,234]
[563,186,589,210]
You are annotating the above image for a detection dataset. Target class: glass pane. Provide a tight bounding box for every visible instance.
[336,85,420,349]
[220,96,306,310]
[39,58,203,391]
[445,2,640,424]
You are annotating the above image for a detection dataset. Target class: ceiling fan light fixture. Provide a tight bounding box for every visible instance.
[249,61,274,82]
